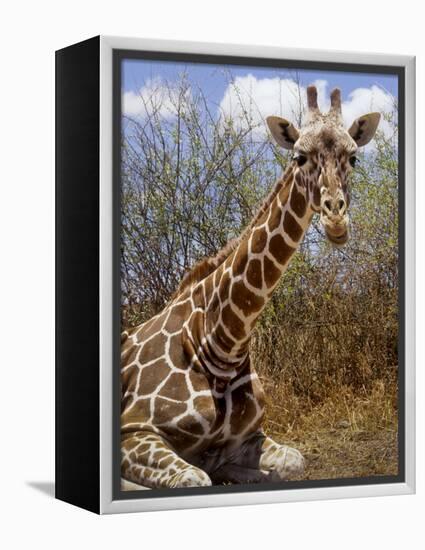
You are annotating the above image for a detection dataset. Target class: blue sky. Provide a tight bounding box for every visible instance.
[121,58,398,141]
[122,58,398,104]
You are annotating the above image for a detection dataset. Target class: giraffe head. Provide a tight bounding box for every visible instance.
[267,85,380,246]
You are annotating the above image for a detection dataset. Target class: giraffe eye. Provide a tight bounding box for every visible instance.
[349,156,357,167]
[294,153,307,167]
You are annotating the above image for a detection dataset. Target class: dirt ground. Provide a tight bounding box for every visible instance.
[278,426,398,480]
[262,379,399,480]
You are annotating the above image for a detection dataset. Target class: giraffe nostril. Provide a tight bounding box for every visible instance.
[338,199,345,212]
[324,200,332,212]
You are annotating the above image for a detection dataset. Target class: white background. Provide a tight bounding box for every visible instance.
[0,1,423,548]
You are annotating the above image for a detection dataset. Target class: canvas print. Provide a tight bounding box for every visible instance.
[118,55,400,491]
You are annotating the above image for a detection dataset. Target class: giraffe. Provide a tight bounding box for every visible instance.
[121,85,381,489]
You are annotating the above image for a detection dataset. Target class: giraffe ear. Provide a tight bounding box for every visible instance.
[266,116,299,150]
[348,112,381,147]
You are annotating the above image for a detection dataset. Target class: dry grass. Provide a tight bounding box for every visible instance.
[248,266,399,481]
[259,376,398,479]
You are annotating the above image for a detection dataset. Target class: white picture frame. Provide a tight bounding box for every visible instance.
[56,35,415,514]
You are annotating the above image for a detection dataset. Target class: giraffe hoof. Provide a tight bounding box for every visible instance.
[169,467,212,488]
[273,446,305,480]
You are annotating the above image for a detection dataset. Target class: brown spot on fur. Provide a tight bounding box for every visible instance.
[136,313,165,342]
[290,185,307,218]
[221,304,246,340]
[312,183,321,208]
[139,333,168,364]
[121,364,139,394]
[120,391,137,415]
[205,337,235,367]
[203,274,214,299]
[173,432,200,450]
[191,284,205,308]
[268,204,282,232]
[121,344,138,366]
[169,334,189,369]
[230,393,258,435]
[218,271,231,303]
[263,255,281,288]
[229,377,265,435]
[152,397,187,425]
[193,395,216,426]
[164,300,191,333]
[223,254,233,269]
[121,433,140,449]
[231,280,264,316]
[144,435,160,443]
[188,369,210,392]
[153,449,169,460]
[246,259,263,289]
[158,455,174,468]
[136,443,150,454]
[278,179,292,206]
[181,332,199,370]
[251,227,267,254]
[207,292,220,327]
[177,414,205,435]
[214,324,235,353]
[269,234,295,265]
[190,310,204,336]
[232,239,249,277]
[121,398,151,425]
[213,263,224,288]
[138,360,171,395]
[158,373,190,401]
[283,210,303,242]
[209,290,220,311]
[304,181,310,202]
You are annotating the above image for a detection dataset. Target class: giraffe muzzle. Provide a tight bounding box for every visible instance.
[324,226,349,246]
[319,183,349,246]
[321,211,350,246]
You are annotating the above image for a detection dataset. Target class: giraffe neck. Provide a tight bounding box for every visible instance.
[194,163,314,377]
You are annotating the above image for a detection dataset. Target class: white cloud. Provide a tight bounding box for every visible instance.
[218,74,324,134]
[341,85,395,142]
[123,78,189,119]
[218,75,396,143]
[123,75,396,150]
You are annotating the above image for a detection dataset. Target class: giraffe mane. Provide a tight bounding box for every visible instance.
[170,163,294,301]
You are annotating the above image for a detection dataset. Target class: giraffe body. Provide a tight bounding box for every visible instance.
[121,86,381,488]
[122,292,266,457]
[121,249,303,487]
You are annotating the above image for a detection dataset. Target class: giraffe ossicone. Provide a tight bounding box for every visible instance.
[121,86,380,489]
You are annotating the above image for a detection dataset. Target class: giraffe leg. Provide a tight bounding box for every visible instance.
[257,434,305,480]
[226,432,305,482]
[122,432,212,489]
